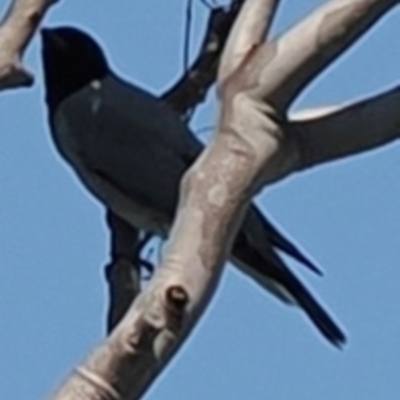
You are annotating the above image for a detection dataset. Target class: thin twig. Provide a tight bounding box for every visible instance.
[162,1,246,115]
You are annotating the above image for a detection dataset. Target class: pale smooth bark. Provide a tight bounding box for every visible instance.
[291,86,400,170]
[218,0,279,84]
[44,1,398,400]
[249,0,398,110]
[255,86,400,185]
[0,0,58,90]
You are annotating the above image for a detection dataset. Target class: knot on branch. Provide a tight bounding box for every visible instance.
[121,285,190,359]
[139,284,189,334]
[166,285,189,328]
[155,286,189,359]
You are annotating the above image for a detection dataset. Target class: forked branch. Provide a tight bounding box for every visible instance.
[249,0,398,110]
[44,1,398,399]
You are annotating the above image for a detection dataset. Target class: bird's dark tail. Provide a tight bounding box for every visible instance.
[232,231,346,347]
[245,206,323,275]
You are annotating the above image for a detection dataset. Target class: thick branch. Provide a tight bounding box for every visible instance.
[218,0,279,84]
[250,0,398,109]
[0,0,58,90]
[291,86,400,170]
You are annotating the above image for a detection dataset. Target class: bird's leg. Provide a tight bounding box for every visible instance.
[104,210,141,334]
[133,232,154,280]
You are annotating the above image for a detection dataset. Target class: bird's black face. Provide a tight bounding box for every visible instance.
[41,27,109,110]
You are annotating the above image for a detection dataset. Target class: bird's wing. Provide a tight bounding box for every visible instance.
[244,205,323,275]
[51,75,202,226]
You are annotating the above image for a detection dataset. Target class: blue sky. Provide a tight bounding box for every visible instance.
[0,1,399,399]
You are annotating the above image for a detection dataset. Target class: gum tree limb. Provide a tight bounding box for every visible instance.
[217,0,279,84]
[44,1,398,399]
[248,0,398,110]
[291,86,400,170]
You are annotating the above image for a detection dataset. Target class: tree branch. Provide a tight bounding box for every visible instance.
[218,0,279,84]
[291,86,400,170]
[161,1,246,115]
[44,0,398,399]
[249,0,398,110]
[0,0,58,90]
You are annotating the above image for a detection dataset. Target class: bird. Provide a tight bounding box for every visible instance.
[41,26,346,346]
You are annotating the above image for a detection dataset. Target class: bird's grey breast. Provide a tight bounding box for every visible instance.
[49,82,171,235]
[50,82,101,165]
